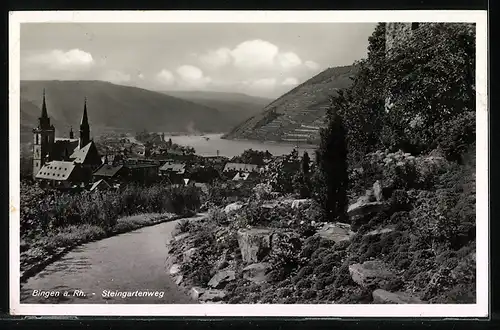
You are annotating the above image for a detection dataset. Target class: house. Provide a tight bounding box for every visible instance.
[159,161,186,184]
[35,160,82,189]
[223,163,260,173]
[93,164,126,184]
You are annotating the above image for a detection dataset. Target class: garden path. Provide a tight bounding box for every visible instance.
[20,213,208,304]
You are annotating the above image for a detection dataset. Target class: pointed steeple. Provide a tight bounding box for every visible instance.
[79,97,90,148]
[38,89,51,129]
[81,97,89,127]
[69,126,74,139]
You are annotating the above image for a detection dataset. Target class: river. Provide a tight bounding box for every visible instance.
[20,215,207,304]
[161,133,318,158]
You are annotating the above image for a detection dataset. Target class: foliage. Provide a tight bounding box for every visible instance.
[20,183,200,239]
[231,149,273,166]
[314,111,349,222]
[252,183,273,201]
[331,23,475,160]
[267,149,301,194]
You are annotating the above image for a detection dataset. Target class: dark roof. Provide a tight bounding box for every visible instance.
[125,163,159,169]
[93,164,124,177]
[35,161,76,181]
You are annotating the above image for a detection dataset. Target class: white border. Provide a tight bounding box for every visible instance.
[9,10,489,317]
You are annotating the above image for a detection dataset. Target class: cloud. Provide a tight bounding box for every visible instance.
[176,65,211,89]
[199,47,232,69]
[282,77,299,86]
[156,69,175,86]
[277,52,302,69]
[198,39,306,74]
[305,60,320,71]
[26,49,94,71]
[101,70,131,84]
[138,73,145,80]
[230,40,279,69]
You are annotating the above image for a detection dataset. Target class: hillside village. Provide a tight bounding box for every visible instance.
[20,22,478,306]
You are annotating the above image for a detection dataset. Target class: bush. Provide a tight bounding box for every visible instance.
[20,183,201,239]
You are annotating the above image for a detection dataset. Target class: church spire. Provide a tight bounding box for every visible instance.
[81,97,89,126]
[39,89,51,129]
[79,97,90,148]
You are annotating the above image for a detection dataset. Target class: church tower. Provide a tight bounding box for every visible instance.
[79,98,90,148]
[32,89,55,179]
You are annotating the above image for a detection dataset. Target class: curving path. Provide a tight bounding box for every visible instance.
[20,214,207,304]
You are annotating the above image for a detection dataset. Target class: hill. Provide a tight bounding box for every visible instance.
[159,91,272,127]
[19,80,232,144]
[223,65,358,144]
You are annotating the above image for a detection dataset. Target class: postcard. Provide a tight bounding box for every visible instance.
[9,10,488,317]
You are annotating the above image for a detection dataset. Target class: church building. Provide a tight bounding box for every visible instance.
[32,90,102,188]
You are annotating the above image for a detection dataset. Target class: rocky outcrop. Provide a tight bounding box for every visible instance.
[291,199,313,209]
[242,262,272,284]
[347,200,385,218]
[237,228,273,263]
[169,264,181,276]
[365,227,395,237]
[373,180,383,202]
[208,270,236,289]
[190,287,226,302]
[225,202,244,214]
[372,289,425,304]
[317,223,355,243]
[349,260,396,289]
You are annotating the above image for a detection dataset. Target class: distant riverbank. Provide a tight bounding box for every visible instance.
[160,133,318,158]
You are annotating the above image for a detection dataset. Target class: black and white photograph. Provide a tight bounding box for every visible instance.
[9,11,488,317]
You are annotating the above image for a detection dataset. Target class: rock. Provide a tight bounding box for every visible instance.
[365,227,395,237]
[317,223,355,243]
[190,287,206,300]
[237,228,272,263]
[347,200,385,218]
[183,247,197,263]
[208,270,236,289]
[348,260,396,289]
[225,202,244,214]
[199,289,226,302]
[373,180,383,201]
[372,289,425,304]
[175,275,183,285]
[169,264,181,276]
[242,262,272,284]
[174,232,190,242]
[291,199,312,209]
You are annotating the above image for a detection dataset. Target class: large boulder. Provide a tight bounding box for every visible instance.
[291,199,313,209]
[199,289,226,302]
[237,228,273,263]
[169,264,181,276]
[190,287,206,300]
[347,200,385,218]
[365,227,395,237]
[317,223,355,243]
[372,289,425,304]
[208,270,236,289]
[242,262,272,284]
[348,260,396,289]
[225,202,244,214]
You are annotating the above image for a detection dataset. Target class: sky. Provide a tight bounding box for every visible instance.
[21,23,376,98]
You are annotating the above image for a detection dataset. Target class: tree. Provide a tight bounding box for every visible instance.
[314,110,349,223]
[302,151,310,176]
